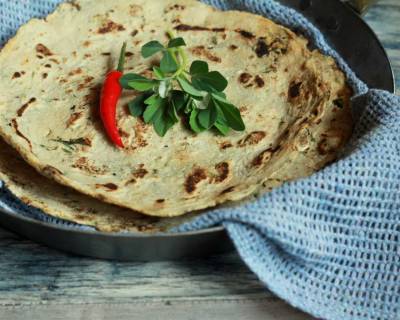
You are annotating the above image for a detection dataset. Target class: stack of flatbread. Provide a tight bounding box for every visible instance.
[0,0,352,232]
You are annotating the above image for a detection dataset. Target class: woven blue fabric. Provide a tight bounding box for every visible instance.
[0,1,399,319]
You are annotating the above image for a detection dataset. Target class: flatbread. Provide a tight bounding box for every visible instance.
[0,138,198,232]
[0,0,352,217]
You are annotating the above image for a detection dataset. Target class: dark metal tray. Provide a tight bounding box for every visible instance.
[0,0,394,261]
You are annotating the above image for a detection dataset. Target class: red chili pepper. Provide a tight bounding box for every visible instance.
[100,42,127,148]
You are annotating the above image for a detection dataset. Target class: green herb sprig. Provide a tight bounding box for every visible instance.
[120,32,245,137]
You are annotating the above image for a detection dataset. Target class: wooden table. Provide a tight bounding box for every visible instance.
[0,1,398,319]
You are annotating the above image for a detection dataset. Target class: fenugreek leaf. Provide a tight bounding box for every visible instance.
[120,34,245,137]
[128,94,148,117]
[214,107,230,135]
[153,66,165,80]
[145,94,160,105]
[171,91,187,112]
[190,60,209,75]
[154,111,175,137]
[167,101,180,122]
[122,74,158,91]
[128,80,158,91]
[160,51,179,73]
[198,102,217,129]
[192,71,228,92]
[215,121,230,136]
[168,37,186,48]
[141,41,164,58]
[120,73,148,89]
[214,99,245,131]
[189,108,206,133]
[177,77,204,97]
[143,96,164,123]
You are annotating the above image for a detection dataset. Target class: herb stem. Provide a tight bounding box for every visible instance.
[166,30,176,39]
[167,30,188,78]
[117,42,127,72]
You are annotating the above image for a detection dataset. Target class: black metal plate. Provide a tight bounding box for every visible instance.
[0,0,395,261]
[280,0,394,91]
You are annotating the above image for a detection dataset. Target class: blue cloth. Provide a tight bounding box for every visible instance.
[0,1,399,319]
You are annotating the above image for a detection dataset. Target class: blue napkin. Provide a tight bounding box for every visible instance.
[0,1,399,319]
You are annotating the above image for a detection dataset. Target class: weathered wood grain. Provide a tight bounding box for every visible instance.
[0,1,398,319]
[365,0,400,92]
[1,299,313,320]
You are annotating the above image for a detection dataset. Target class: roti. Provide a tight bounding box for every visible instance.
[0,0,352,217]
[0,138,198,232]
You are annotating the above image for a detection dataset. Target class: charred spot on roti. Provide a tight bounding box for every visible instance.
[12,72,23,79]
[239,72,252,84]
[11,119,32,151]
[42,165,63,177]
[238,131,266,147]
[254,75,265,88]
[131,30,139,37]
[255,39,269,58]
[44,64,52,68]
[174,24,225,32]
[97,20,126,34]
[96,183,118,191]
[156,199,165,203]
[184,168,207,194]
[220,186,235,195]
[102,52,111,56]
[42,73,48,79]
[125,52,134,57]
[214,162,230,183]
[318,134,343,156]
[68,68,83,76]
[333,98,344,109]
[317,138,330,155]
[36,43,53,56]
[77,76,95,91]
[288,81,302,99]
[132,167,148,179]
[251,149,273,167]
[239,106,248,113]
[133,119,149,148]
[190,46,221,63]
[97,194,106,202]
[229,45,238,51]
[73,157,107,174]
[66,112,83,128]
[83,40,91,47]
[166,4,186,12]
[20,196,32,205]
[235,29,255,40]
[129,4,143,16]
[17,98,36,117]
[69,1,81,11]
[219,141,233,150]
[172,18,181,24]
[37,55,44,59]
[125,165,148,185]
[119,129,130,138]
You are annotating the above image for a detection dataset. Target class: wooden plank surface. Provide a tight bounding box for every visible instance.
[0,1,399,319]
[1,299,312,320]
[364,0,400,92]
